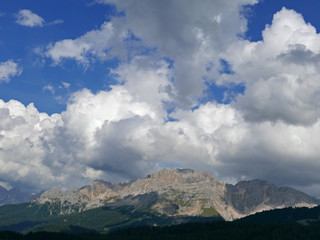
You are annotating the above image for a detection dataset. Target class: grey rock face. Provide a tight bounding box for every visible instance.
[34,168,319,220]
[225,180,319,216]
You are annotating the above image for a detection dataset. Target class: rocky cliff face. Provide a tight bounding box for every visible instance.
[34,168,319,220]
[225,179,318,217]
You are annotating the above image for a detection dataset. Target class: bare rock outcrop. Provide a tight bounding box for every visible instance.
[34,168,319,220]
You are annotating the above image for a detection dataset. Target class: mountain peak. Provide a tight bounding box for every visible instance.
[236,179,269,185]
[35,168,319,221]
[147,168,218,185]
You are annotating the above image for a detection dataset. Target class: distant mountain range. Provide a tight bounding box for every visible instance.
[0,186,39,206]
[35,168,318,220]
[0,168,318,233]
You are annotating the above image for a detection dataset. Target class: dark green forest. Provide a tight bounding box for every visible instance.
[0,202,222,233]
[1,221,320,240]
[1,206,320,239]
[240,206,320,225]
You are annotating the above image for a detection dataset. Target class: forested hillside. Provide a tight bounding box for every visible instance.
[1,220,320,240]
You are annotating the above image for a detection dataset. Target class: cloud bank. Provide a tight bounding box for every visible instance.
[2,2,320,197]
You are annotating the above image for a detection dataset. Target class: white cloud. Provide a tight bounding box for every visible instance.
[0,83,163,190]
[0,181,12,190]
[47,19,64,26]
[111,56,174,107]
[60,82,70,89]
[47,0,258,106]
[129,102,247,174]
[0,60,22,83]
[43,85,55,94]
[82,167,104,179]
[15,9,63,28]
[2,81,320,196]
[115,0,256,105]
[15,9,44,27]
[222,8,320,125]
[215,120,320,192]
[0,100,63,190]
[5,3,320,199]
[46,22,117,65]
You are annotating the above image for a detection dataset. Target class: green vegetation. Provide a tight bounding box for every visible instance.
[0,203,162,233]
[239,206,320,225]
[168,189,193,207]
[0,203,221,233]
[1,202,320,239]
[0,202,54,232]
[200,207,220,217]
[1,221,320,240]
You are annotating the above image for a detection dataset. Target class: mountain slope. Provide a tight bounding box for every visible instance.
[226,179,318,216]
[0,187,39,206]
[239,205,320,226]
[0,202,222,233]
[35,168,319,221]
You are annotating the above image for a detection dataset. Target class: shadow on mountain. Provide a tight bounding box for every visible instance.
[0,220,43,232]
[67,225,97,233]
[239,205,320,225]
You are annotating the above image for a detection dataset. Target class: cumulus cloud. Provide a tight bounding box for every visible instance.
[15,9,44,27]
[0,81,164,190]
[105,0,259,105]
[111,56,174,107]
[0,60,22,83]
[46,22,119,65]
[2,78,320,196]
[0,56,175,190]
[222,8,320,125]
[5,3,320,199]
[0,100,63,190]
[47,0,258,105]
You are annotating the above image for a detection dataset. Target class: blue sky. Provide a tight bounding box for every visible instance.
[0,0,318,114]
[0,0,119,113]
[1,0,320,197]
[246,0,320,41]
[1,0,320,114]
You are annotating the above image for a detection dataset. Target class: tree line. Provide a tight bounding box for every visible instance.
[1,221,320,240]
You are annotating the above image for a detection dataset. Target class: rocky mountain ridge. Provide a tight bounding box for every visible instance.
[0,186,39,206]
[34,168,319,220]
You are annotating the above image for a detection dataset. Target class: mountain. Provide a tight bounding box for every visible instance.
[0,186,39,206]
[0,168,318,233]
[34,168,319,221]
[225,179,318,218]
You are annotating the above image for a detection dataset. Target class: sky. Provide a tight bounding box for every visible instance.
[1,0,320,197]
